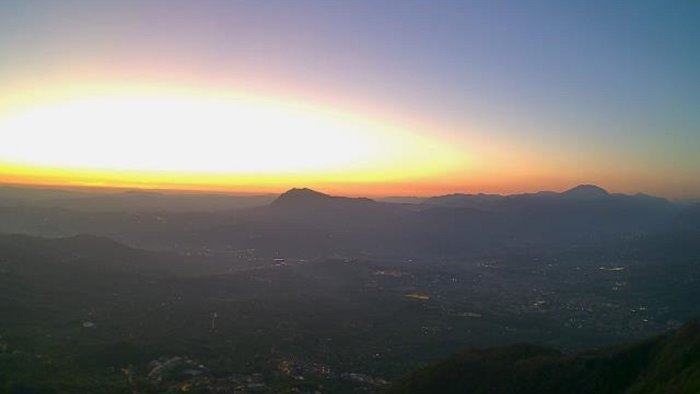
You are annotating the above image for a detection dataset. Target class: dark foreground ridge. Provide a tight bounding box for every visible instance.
[389,321,700,394]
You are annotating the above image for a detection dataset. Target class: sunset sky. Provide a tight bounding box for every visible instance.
[1,1,698,197]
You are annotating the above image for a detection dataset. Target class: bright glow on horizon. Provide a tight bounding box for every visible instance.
[0,92,466,190]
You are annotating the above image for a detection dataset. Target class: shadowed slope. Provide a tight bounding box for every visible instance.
[389,322,700,394]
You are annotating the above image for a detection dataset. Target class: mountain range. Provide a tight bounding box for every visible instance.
[0,184,692,257]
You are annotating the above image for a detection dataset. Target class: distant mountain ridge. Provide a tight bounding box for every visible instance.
[0,184,276,212]
[424,184,670,208]
[0,183,677,212]
[0,184,689,257]
[199,185,683,256]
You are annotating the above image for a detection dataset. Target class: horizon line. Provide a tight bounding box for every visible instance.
[0,180,695,202]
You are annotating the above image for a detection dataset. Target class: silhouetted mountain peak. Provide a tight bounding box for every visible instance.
[269,188,379,214]
[562,184,609,198]
[273,188,331,204]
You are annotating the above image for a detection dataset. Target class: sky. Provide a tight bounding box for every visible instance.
[0,0,698,197]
